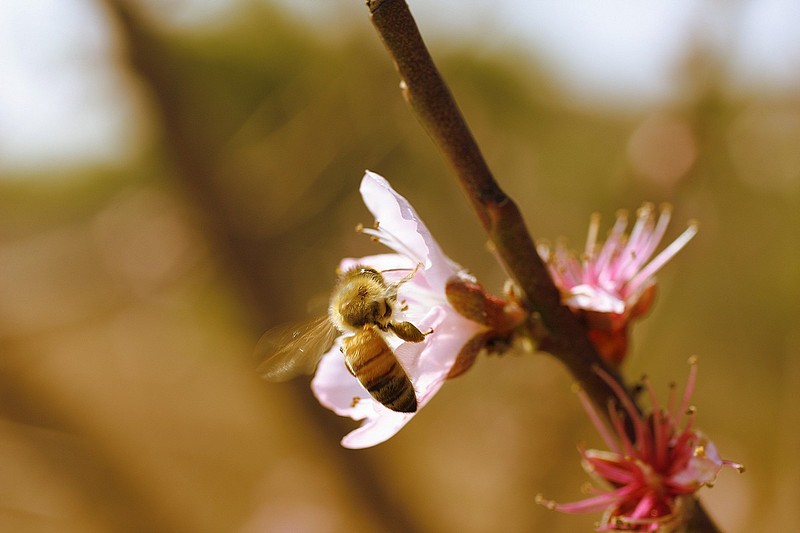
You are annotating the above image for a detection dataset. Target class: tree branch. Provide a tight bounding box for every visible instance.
[365,1,719,531]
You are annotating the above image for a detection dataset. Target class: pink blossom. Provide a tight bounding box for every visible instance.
[537,359,743,531]
[539,203,695,318]
[538,204,697,364]
[311,171,483,449]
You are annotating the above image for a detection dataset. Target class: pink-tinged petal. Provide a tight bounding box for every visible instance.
[311,340,374,421]
[565,285,626,314]
[668,433,724,489]
[340,407,415,449]
[360,171,457,292]
[359,172,429,264]
[338,253,415,276]
[312,345,417,449]
[409,307,479,385]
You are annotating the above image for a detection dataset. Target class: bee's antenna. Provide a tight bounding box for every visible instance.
[383,264,422,296]
[380,263,422,275]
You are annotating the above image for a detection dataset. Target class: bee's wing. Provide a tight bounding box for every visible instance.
[256,317,339,382]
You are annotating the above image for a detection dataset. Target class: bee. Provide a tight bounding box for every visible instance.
[257,265,427,413]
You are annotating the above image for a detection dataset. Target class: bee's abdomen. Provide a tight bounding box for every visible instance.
[343,326,417,413]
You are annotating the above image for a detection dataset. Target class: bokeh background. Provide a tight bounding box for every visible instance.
[1,1,798,531]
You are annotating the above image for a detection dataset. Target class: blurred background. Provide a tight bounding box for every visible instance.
[0,0,797,531]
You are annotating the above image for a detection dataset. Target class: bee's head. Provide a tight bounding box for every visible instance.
[331,265,392,330]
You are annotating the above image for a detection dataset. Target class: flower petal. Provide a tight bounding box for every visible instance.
[361,171,457,292]
[311,340,373,421]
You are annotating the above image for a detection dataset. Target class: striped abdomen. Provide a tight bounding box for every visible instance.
[342,325,417,413]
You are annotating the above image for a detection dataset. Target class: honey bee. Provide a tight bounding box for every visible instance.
[257,265,427,413]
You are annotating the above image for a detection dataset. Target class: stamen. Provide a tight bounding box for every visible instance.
[537,491,620,514]
[725,461,746,473]
[594,210,629,279]
[617,204,660,281]
[360,220,426,266]
[618,203,654,275]
[627,221,697,295]
[642,375,666,466]
[575,385,619,453]
[640,204,673,262]
[666,381,677,421]
[535,494,555,510]
[585,212,601,258]
[596,366,644,429]
[675,357,698,427]
[609,406,636,458]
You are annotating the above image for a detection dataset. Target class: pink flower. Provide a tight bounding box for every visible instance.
[537,358,743,531]
[311,171,483,449]
[538,204,697,365]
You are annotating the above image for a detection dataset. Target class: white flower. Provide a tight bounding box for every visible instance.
[311,171,483,449]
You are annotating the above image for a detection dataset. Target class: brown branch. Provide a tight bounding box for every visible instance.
[365,1,719,531]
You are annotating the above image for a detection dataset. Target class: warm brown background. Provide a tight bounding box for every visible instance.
[1,2,797,532]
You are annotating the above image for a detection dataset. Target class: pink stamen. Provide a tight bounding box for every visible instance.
[675,357,698,427]
[641,376,668,470]
[594,210,629,279]
[627,222,697,295]
[596,367,644,429]
[617,204,655,278]
[562,252,583,287]
[636,204,673,268]
[577,388,620,453]
[585,212,601,258]
[609,405,637,459]
[665,382,677,423]
[547,492,619,514]
[723,460,746,473]
[653,410,670,473]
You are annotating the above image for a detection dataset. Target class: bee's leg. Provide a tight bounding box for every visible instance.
[389,321,426,343]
